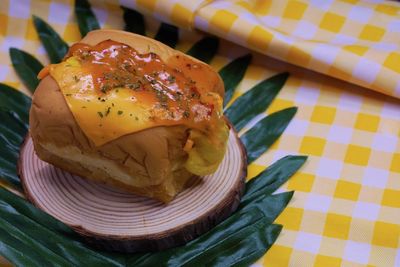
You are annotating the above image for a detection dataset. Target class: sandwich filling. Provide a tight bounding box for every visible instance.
[38,40,229,176]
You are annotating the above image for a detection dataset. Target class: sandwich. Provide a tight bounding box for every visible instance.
[29,29,229,203]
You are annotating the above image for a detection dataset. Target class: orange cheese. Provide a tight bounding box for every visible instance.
[47,41,224,146]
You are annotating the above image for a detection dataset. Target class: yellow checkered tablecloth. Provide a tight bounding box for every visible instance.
[128,0,400,99]
[0,0,399,266]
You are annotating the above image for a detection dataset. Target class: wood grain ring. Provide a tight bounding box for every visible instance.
[18,128,247,252]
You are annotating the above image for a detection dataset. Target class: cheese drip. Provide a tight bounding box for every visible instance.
[43,40,229,176]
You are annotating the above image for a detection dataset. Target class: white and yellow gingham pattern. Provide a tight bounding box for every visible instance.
[128,0,400,100]
[119,0,207,29]
[0,0,399,266]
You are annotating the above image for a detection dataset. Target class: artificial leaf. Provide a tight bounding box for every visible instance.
[204,224,282,267]
[182,192,292,266]
[129,184,297,266]
[241,107,297,163]
[240,191,294,219]
[0,188,125,266]
[75,0,101,37]
[0,83,31,122]
[122,6,145,35]
[154,23,178,48]
[219,54,252,106]
[225,73,289,131]
[0,111,28,187]
[0,227,53,267]
[0,217,73,266]
[186,37,219,64]
[32,15,69,63]
[9,48,44,93]
[128,209,265,266]
[183,218,272,266]
[0,188,74,236]
[241,155,307,205]
[0,110,27,147]
[0,153,20,188]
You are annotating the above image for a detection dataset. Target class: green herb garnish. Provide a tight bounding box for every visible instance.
[167,75,176,83]
[100,84,110,94]
[105,107,111,116]
[127,82,141,90]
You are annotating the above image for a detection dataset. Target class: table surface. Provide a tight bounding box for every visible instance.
[0,0,399,266]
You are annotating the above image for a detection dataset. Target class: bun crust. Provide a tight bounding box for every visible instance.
[29,30,225,202]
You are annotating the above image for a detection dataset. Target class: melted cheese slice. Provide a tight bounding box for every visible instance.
[49,56,225,145]
[49,58,156,145]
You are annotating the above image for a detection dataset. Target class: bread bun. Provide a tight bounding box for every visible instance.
[30,30,228,202]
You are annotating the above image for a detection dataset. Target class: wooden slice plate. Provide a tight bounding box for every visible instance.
[18,128,247,252]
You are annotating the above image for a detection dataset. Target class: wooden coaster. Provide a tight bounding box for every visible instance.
[18,129,247,252]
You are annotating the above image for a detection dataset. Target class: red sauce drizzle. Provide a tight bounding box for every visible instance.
[67,40,216,123]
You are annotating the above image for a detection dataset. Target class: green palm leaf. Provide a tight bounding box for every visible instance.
[204,224,282,267]
[241,107,297,163]
[239,191,294,218]
[182,220,279,267]
[122,6,145,35]
[0,109,27,188]
[75,0,101,37]
[9,48,43,93]
[154,23,179,48]
[219,54,252,106]
[0,216,74,267]
[0,187,74,235]
[0,110,27,147]
[225,73,289,131]
[0,153,20,188]
[128,209,266,266]
[0,83,31,122]
[32,15,69,63]
[0,111,28,187]
[241,155,307,206]
[129,190,294,266]
[0,227,55,267]
[186,37,219,64]
[0,188,125,266]
[128,156,304,266]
